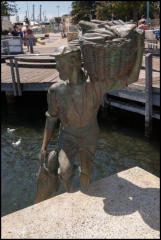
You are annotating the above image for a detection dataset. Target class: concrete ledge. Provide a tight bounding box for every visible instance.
[1,167,160,239]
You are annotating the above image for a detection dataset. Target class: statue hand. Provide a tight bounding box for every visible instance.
[38,149,47,165]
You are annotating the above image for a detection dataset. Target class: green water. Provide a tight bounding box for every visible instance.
[1,92,160,217]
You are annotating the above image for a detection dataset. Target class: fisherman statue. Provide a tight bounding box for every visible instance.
[35,20,144,203]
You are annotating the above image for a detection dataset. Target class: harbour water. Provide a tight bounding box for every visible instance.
[1,91,160,217]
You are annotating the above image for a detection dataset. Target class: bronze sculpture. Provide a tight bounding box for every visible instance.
[35,20,144,203]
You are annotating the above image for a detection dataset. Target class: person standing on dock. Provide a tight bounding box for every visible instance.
[18,26,24,41]
[24,25,33,52]
[11,25,19,36]
[138,19,149,31]
[59,21,66,38]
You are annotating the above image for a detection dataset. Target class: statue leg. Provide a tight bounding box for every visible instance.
[35,151,60,204]
[78,145,96,187]
[58,149,76,193]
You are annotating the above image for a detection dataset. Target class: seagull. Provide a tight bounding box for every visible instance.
[7,128,16,134]
[12,138,22,147]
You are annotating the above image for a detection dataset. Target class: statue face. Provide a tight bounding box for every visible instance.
[56,52,81,81]
[56,57,72,80]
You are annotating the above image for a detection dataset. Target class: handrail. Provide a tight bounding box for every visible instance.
[1,53,57,97]
[144,42,160,47]
[1,53,54,58]
[1,36,21,41]
[1,36,24,55]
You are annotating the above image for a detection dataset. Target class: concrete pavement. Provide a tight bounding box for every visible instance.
[1,167,160,239]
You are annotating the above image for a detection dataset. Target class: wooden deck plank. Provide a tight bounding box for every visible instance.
[1,56,160,88]
[1,63,59,83]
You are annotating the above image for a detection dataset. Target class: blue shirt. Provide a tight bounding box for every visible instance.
[19,31,23,40]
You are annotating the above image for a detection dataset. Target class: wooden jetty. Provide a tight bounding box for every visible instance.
[1,44,160,137]
[1,55,58,94]
[1,35,67,92]
[104,53,160,137]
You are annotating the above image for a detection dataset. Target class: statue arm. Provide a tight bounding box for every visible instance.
[41,113,57,151]
[41,87,59,153]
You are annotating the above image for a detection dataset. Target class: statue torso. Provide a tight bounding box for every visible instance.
[50,80,103,129]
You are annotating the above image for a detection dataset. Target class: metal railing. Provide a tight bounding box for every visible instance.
[1,53,55,96]
[1,36,24,55]
[1,53,53,58]
[144,42,160,48]
[1,36,21,40]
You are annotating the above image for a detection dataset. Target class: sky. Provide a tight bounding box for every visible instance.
[10,1,73,23]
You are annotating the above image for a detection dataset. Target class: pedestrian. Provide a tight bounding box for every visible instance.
[8,30,13,37]
[111,13,116,21]
[138,19,149,31]
[18,26,23,40]
[139,15,145,24]
[24,25,33,52]
[11,25,19,37]
[59,22,64,38]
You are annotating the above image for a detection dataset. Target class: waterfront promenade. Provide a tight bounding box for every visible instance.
[1,33,160,90]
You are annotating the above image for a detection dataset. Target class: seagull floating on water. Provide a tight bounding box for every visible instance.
[7,128,16,134]
[12,138,22,147]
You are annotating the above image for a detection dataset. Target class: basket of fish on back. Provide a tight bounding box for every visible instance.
[78,19,144,89]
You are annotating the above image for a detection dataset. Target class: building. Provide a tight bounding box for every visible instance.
[1,16,13,31]
[61,14,78,32]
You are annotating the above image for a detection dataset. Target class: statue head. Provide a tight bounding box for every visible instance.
[51,45,82,81]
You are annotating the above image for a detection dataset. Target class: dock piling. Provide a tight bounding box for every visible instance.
[9,59,17,96]
[14,59,22,96]
[145,53,153,137]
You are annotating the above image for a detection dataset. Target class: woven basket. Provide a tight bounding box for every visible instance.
[79,28,144,88]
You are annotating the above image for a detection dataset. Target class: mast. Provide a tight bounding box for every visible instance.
[33,4,35,21]
[27,1,29,19]
[40,4,42,22]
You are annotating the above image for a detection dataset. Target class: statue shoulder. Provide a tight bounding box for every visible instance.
[48,80,66,94]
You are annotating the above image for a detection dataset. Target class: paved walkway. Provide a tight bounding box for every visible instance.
[29,33,68,54]
[23,32,67,53]
[1,167,160,239]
